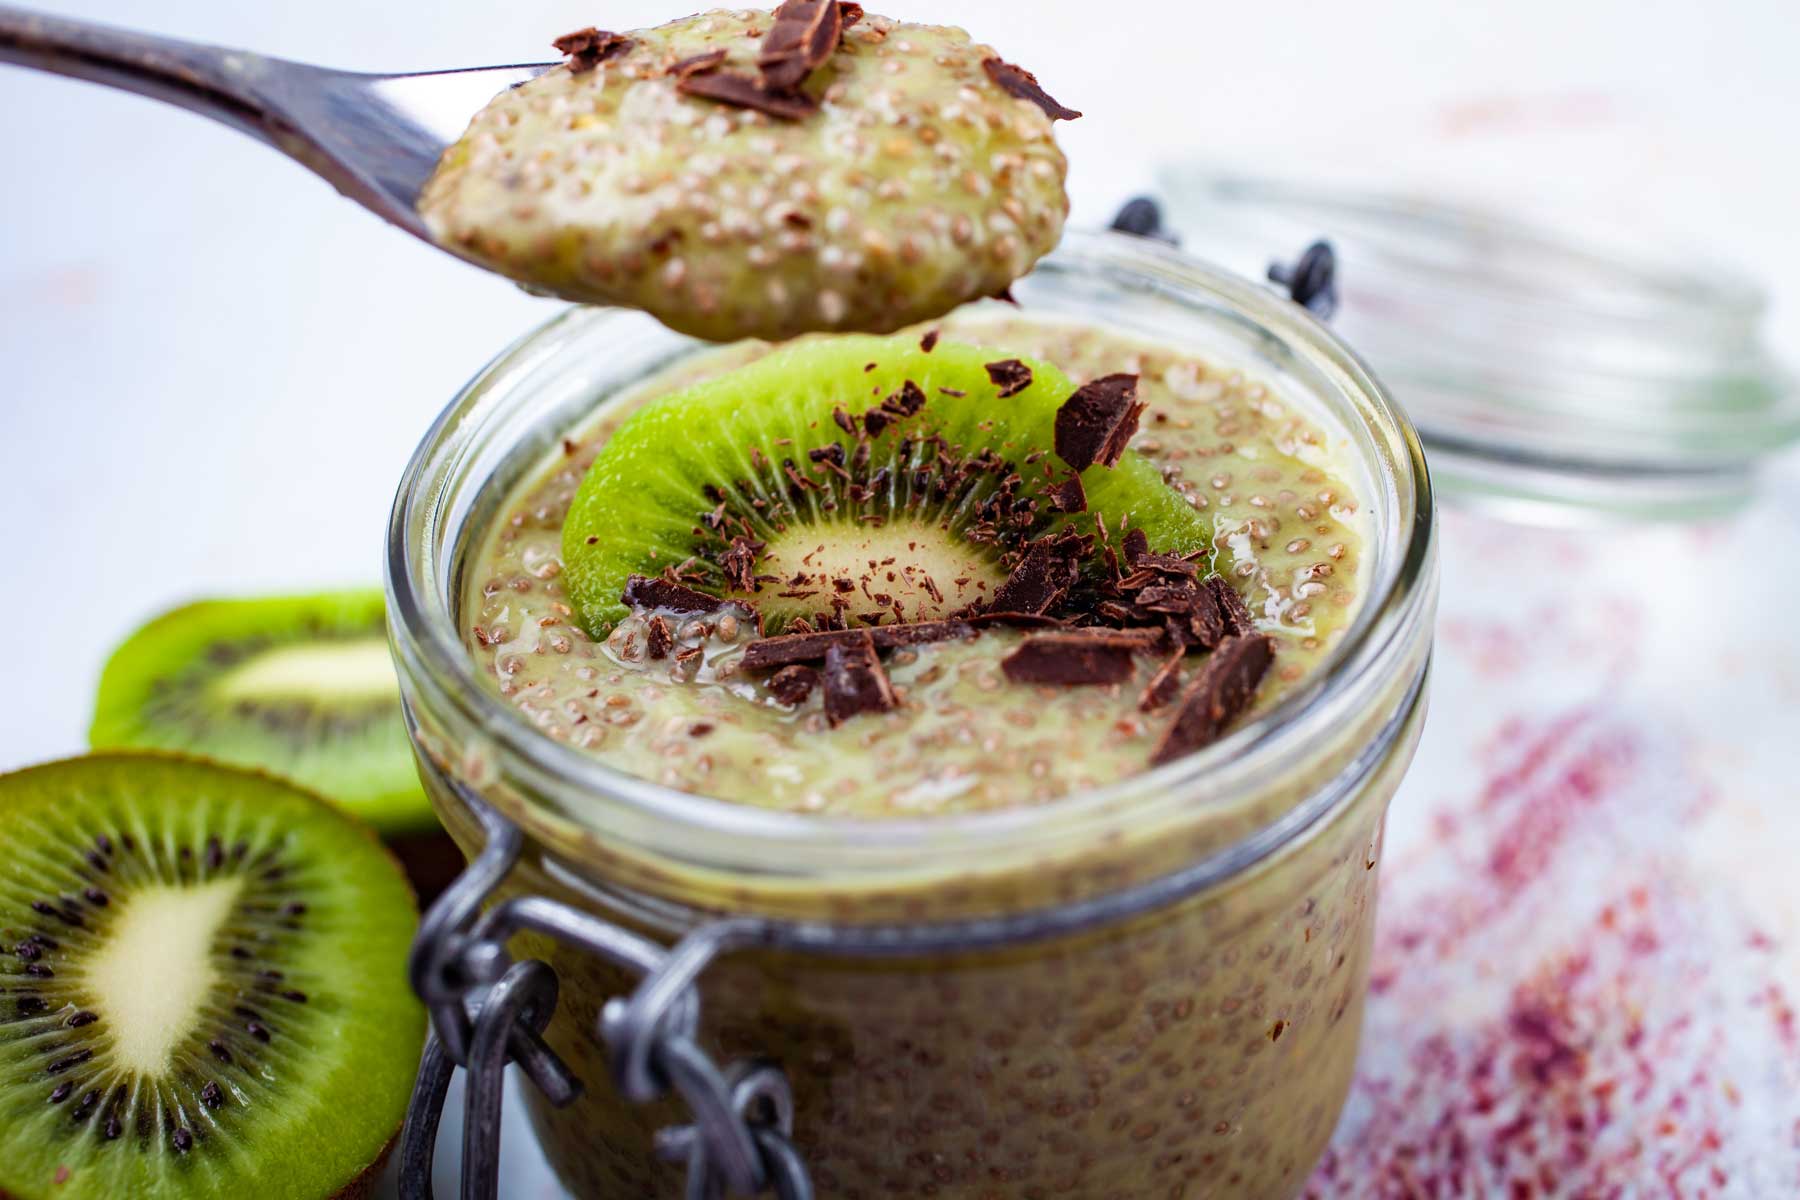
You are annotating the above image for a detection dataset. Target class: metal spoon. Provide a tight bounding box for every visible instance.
[0,4,551,243]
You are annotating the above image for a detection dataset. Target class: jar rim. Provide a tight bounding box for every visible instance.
[385,229,1436,892]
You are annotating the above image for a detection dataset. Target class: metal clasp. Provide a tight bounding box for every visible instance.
[1107,196,1339,322]
[396,779,810,1200]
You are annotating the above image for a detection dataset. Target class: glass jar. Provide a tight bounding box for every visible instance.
[1159,171,1800,524]
[386,229,1437,1198]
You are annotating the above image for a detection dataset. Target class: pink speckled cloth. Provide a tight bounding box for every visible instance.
[1308,491,1800,1197]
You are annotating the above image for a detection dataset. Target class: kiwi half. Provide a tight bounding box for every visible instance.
[89,592,432,837]
[0,753,423,1200]
[562,334,1210,635]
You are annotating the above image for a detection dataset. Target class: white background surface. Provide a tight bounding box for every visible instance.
[3,0,1799,763]
[5,3,1800,1195]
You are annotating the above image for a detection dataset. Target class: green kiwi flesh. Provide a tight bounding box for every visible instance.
[89,592,434,836]
[562,334,1211,635]
[0,753,423,1200]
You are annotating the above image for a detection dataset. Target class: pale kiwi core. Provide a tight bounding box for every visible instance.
[753,521,1004,626]
[420,9,1070,341]
[463,314,1371,818]
[81,879,243,1075]
[213,638,399,706]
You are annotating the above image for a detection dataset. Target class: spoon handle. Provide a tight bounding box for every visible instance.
[0,6,292,147]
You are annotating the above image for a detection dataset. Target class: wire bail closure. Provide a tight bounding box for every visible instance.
[396,774,811,1200]
[1109,196,1337,321]
[1266,240,1339,320]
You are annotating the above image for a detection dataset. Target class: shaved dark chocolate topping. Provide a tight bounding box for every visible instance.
[822,631,898,725]
[741,619,976,671]
[988,541,1080,615]
[966,610,1067,630]
[1205,575,1258,639]
[1055,374,1145,471]
[1047,475,1087,513]
[679,0,863,119]
[645,615,675,660]
[760,0,847,91]
[678,69,820,120]
[882,379,927,417]
[984,359,1034,398]
[669,48,728,78]
[920,329,940,353]
[553,27,633,73]
[1001,630,1144,687]
[1138,650,1186,712]
[721,535,764,592]
[624,574,748,617]
[767,663,820,706]
[981,57,1082,121]
[1150,635,1275,765]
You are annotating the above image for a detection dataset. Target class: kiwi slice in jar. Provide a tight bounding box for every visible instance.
[89,591,431,838]
[0,753,423,1200]
[561,334,1211,636]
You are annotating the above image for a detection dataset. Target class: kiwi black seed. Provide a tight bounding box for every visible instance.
[0,754,423,1200]
[561,333,1210,635]
[87,591,459,896]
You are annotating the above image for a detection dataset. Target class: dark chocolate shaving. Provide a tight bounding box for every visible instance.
[759,0,845,92]
[678,70,820,120]
[1055,374,1145,471]
[981,56,1082,121]
[741,619,975,671]
[669,49,728,78]
[988,540,1080,614]
[1000,631,1142,687]
[553,28,633,73]
[1205,575,1258,639]
[768,664,820,706]
[1047,475,1087,513]
[1121,528,1150,565]
[822,631,898,725]
[1149,635,1275,765]
[984,359,1033,398]
[920,329,940,353]
[965,610,1066,630]
[624,574,738,616]
[721,536,764,593]
[1134,552,1200,578]
[871,618,977,651]
[881,380,927,418]
[645,615,674,660]
[1176,591,1227,651]
[838,2,865,28]
[1138,650,1185,712]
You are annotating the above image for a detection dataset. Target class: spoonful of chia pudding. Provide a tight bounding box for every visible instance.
[0,2,1076,341]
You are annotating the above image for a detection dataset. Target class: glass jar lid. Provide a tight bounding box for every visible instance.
[1156,170,1800,522]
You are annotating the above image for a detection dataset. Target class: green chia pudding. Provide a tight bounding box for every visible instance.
[437,309,1414,1199]
[465,315,1364,815]
[420,8,1072,340]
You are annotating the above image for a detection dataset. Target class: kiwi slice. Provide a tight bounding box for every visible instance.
[0,753,423,1200]
[89,592,431,837]
[562,334,1210,635]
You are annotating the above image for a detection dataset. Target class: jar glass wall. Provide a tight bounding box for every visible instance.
[387,230,1437,1198]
